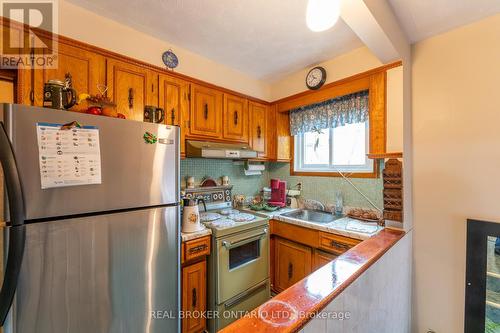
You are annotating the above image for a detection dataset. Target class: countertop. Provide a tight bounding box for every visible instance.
[181,227,212,242]
[240,207,383,240]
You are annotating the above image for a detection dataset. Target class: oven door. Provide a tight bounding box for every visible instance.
[216,226,269,303]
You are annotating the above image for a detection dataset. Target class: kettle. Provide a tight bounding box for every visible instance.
[43,79,77,110]
[182,197,207,233]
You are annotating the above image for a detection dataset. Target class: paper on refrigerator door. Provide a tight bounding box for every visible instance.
[36,122,102,189]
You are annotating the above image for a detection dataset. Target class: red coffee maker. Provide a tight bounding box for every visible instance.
[268,178,287,207]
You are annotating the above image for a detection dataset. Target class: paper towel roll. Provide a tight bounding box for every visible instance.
[244,162,265,171]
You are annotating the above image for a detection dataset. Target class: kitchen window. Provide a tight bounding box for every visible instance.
[294,121,372,173]
[289,88,378,177]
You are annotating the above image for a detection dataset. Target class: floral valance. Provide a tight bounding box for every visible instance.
[289,90,369,136]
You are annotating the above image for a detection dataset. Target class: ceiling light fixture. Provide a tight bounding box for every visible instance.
[306,0,341,32]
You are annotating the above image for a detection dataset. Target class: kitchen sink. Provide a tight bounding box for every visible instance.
[280,209,342,224]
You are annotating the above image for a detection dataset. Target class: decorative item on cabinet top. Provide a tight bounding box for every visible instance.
[162,49,179,70]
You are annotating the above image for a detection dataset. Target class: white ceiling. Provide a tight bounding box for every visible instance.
[67,0,500,81]
[66,0,363,81]
[388,0,500,43]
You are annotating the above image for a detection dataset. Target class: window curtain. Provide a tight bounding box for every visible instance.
[289,90,369,136]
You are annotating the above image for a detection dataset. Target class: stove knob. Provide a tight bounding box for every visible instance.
[212,194,217,200]
[226,196,230,201]
[225,190,230,195]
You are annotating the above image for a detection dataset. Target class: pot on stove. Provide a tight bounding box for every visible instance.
[182,197,207,233]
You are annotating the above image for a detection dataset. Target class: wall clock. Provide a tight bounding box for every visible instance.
[306,66,327,90]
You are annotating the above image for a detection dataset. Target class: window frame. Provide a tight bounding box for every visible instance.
[294,121,373,173]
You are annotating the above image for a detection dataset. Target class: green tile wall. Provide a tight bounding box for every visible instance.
[181,158,383,210]
[180,158,267,196]
[267,161,384,210]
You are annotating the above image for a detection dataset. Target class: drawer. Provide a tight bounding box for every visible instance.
[318,232,360,256]
[184,236,211,262]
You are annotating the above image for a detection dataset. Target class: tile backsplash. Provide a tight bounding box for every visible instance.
[180,158,267,197]
[181,158,383,211]
[267,162,383,210]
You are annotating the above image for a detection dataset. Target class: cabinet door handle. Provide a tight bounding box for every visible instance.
[330,241,350,251]
[204,103,208,120]
[257,125,262,139]
[29,90,34,104]
[288,262,293,280]
[192,288,197,308]
[234,110,238,125]
[171,108,175,124]
[128,88,134,109]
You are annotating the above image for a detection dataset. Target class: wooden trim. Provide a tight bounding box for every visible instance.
[290,163,379,179]
[273,60,401,111]
[0,69,16,80]
[276,76,370,113]
[367,152,402,159]
[0,17,270,105]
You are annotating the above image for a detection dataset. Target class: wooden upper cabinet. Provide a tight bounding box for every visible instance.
[33,42,106,110]
[106,58,157,121]
[158,74,189,126]
[182,260,207,333]
[276,110,291,161]
[274,237,312,292]
[189,84,222,138]
[249,101,268,154]
[222,94,248,143]
[158,74,189,156]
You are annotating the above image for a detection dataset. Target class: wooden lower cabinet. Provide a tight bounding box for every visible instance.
[182,260,207,333]
[313,249,337,271]
[181,236,210,333]
[274,237,312,293]
[270,220,361,294]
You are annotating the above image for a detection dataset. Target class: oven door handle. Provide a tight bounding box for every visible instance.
[221,228,268,250]
[224,280,268,309]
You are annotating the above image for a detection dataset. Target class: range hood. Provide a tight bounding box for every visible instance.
[186,140,258,159]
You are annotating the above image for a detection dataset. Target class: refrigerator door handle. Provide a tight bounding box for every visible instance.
[0,122,26,325]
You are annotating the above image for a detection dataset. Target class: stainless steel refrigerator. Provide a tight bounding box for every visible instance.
[0,103,180,333]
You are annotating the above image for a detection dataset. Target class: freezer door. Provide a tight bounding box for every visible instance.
[3,206,180,333]
[1,104,179,220]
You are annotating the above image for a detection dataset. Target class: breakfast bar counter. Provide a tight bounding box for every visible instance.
[219,228,405,333]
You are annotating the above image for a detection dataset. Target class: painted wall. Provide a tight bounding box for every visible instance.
[412,13,500,333]
[56,0,271,101]
[270,47,383,101]
[299,232,412,333]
